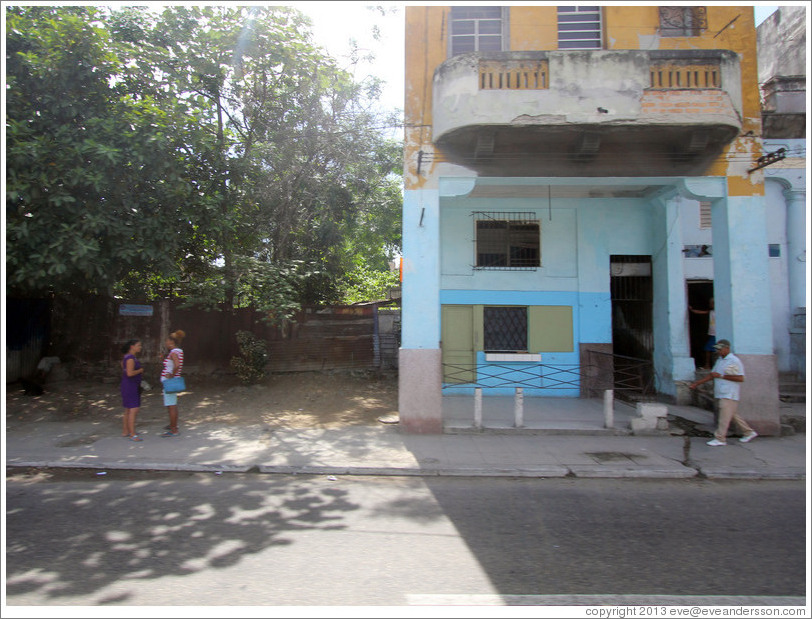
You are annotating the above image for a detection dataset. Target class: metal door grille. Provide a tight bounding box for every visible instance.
[610,256,653,361]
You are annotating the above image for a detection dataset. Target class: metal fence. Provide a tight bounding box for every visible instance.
[442,352,656,402]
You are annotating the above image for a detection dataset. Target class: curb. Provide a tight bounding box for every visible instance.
[697,467,806,480]
[7,460,805,480]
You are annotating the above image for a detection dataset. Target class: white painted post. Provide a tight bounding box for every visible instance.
[474,388,482,429]
[514,387,524,428]
[604,389,614,429]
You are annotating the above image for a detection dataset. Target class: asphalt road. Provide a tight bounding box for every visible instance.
[4,469,807,612]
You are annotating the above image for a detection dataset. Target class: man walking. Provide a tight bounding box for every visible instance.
[689,339,758,446]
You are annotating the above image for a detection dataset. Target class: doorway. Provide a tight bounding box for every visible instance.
[686,281,714,369]
[610,256,654,396]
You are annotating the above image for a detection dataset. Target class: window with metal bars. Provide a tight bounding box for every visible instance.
[659,6,707,37]
[484,306,528,352]
[475,213,540,269]
[450,6,505,56]
[557,6,602,50]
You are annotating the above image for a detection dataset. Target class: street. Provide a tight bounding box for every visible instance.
[4,470,807,611]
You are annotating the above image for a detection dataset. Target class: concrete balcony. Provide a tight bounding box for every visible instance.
[432,50,743,176]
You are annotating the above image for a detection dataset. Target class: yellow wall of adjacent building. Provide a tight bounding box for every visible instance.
[404,5,763,195]
[404,6,447,190]
[508,6,558,51]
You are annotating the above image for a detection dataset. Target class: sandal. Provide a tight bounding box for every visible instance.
[161,431,179,437]
[129,435,143,442]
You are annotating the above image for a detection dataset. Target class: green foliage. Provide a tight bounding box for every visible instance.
[230,330,269,385]
[340,258,400,305]
[180,256,322,324]
[5,5,403,308]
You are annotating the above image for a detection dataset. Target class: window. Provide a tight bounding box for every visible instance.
[475,213,540,268]
[484,306,527,352]
[699,201,712,229]
[768,244,781,258]
[659,6,707,37]
[558,6,602,50]
[450,6,504,56]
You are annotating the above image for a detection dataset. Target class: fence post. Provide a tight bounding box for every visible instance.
[604,389,614,429]
[474,387,482,429]
[514,387,524,428]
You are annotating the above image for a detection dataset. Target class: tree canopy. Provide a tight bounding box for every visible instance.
[5,5,402,315]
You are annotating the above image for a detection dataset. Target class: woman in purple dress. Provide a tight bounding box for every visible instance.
[121,339,145,441]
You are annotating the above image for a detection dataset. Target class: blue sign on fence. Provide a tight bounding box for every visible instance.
[119,304,154,317]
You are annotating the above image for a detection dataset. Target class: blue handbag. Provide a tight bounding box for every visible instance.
[163,376,186,393]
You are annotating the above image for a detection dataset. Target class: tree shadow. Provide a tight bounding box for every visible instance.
[5,471,361,603]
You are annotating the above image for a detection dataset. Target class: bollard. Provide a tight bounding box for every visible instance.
[604,389,614,429]
[514,387,524,428]
[474,387,482,429]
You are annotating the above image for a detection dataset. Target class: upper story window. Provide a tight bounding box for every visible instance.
[557,6,602,50]
[450,6,505,56]
[475,213,540,269]
[659,6,707,37]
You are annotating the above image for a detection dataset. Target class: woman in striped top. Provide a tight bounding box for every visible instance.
[160,329,185,437]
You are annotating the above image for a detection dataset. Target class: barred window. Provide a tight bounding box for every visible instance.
[484,306,528,352]
[659,6,707,37]
[450,6,504,56]
[475,213,540,269]
[558,6,602,50]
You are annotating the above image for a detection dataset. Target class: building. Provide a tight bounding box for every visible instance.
[400,5,782,434]
[756,6,806,386]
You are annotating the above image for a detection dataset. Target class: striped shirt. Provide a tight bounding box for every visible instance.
[161,347,184,380]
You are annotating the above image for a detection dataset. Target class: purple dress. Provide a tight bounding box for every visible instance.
[121,354,142,408]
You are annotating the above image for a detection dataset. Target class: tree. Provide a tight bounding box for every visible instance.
[5,6,207,296]
[146,6,402,311]
[5,5,403,314]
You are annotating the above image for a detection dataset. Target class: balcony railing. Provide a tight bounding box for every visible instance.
[479,59,549,90]
[476,57,721,92]
[649,63,720,89]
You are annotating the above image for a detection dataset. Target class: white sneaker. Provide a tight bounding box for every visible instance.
[739,431,758,443]
[706,438,727,446]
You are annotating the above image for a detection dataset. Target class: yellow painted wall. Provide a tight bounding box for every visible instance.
[508,6,558,51]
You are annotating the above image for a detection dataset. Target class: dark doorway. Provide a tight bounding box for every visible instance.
[687,280,714,369]
[610,256,654,397]
[610,256,653,359]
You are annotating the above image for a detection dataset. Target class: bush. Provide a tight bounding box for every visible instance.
[230,330,269,384]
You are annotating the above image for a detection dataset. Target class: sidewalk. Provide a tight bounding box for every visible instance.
[5,403,808,480]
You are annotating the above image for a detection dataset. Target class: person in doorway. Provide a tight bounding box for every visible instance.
[688,339,757,446]
[160,330,185,437]
[689,297,716,369]
[120,339,145,441]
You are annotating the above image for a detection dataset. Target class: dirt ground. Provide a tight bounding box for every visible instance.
[5,370,400,431]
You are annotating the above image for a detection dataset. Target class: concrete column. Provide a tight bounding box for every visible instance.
[711,194,780,434]
[652,193,695,400]
[399,188,443,433]
[784,188,806,312]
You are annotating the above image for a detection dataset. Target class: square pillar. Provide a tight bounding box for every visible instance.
[399,189,443,433]
[712,194,780,434]
[652,193,697,400]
